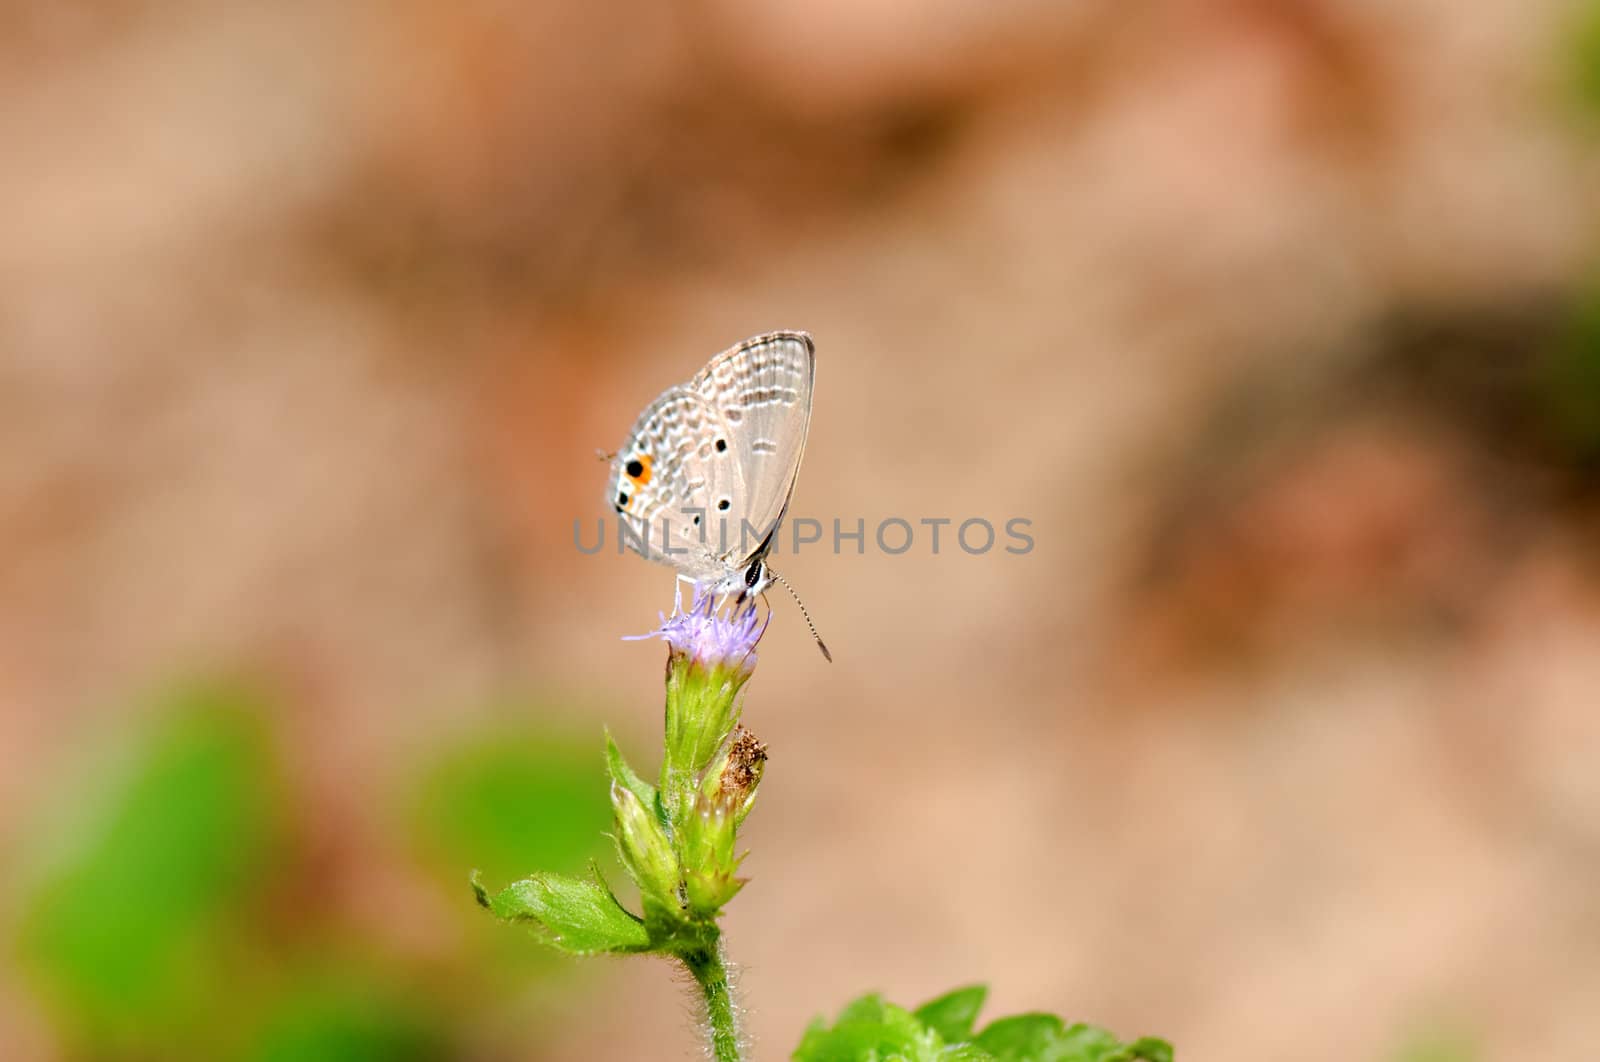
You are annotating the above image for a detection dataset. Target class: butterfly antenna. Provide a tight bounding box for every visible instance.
[767,568,832,662]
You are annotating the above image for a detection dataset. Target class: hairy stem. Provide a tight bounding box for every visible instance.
[682,941,740,1062]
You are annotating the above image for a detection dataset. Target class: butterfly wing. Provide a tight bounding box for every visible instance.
[609,385,729,582]
[609,330,815,584]
[687,331,815,566]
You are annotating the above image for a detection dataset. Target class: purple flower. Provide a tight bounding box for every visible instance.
[626,584,768,673]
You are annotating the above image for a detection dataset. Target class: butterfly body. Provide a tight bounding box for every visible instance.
[609,331,815,601]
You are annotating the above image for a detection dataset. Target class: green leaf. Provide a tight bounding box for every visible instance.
[973,1014,1067,1060]
[914,985,988,1044]
[1057,1023,1129,1060]
[1114,1038,1174,1062]
[796,987,1168,1062]
[973,1013,1170,1062]
[472,870,651,955]
[793,993,986,1062]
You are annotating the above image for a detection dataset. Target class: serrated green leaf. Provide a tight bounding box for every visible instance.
[797,985,1170,1062]
[797,987,1167,1062]
[472,870,650,955]
[1057,1023,1126,1060]
[972,1012,1169,1062]
[914,985,988,1044]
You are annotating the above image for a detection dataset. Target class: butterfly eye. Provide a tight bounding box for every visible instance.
[744,559,763,588]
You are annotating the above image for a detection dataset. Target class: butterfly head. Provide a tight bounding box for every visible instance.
[732,557,771,603]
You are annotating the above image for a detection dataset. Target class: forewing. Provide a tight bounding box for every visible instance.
[688,331,815,564]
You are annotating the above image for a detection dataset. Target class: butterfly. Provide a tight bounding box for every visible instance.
[607,330,829,659]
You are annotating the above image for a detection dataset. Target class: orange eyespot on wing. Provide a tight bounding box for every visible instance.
[624,454,653,485]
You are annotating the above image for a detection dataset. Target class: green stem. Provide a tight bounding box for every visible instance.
[682,941,740,1062]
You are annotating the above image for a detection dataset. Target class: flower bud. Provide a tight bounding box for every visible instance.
[610,780,681,920]
[628,588,768,820]
[699,725,767,827]
[678,793,745,915]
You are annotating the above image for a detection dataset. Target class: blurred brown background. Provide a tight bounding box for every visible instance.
[5,1,1600,1060]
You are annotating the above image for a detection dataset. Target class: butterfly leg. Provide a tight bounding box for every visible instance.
[673,572,699,615]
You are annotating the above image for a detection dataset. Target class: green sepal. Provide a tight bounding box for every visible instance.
[682,871,744,917]
[470,869,650,955]
[605,730,659,823]
[914,985,989,1044]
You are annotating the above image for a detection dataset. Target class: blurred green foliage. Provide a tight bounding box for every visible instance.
[1557,2,1600,468]
[19,683,279,1051]
[1544,282,1600,464]
[1395,1030,1478,1062]
[250,968,442,1062]
[14,681,615,1058]
[1572,0,1600,115]
[409,725,612,888]
[409,722,620,985]
[913,985,988,1043]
